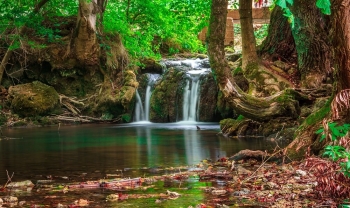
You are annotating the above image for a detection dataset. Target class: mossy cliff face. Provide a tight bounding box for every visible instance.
[8,81,60,117]
[0,18,135,120]
[150,68,184,122]
[198,73,221,121]
[87,69,139,122]
[149,64,220,122]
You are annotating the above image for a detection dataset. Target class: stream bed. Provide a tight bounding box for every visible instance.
[0,122,277,207]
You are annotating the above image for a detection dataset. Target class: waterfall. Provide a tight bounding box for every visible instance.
[161,58,211,122]
[181,59,210,122]
[182,75,201,121]
[134,74,159,122]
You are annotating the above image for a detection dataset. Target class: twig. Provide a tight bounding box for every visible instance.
[3,170,14,189]
[241,149,283,184]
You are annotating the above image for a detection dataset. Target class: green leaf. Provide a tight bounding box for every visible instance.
[316,0,331,15]
[315,128,324,134]
[275,0,287,9]
[320,134,326,142]
[285,0,294,5]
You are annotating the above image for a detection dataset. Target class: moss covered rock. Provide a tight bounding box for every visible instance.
[150,68,184,122]
[8,81,60,117]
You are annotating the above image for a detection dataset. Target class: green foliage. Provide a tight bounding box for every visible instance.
[254,24,269,45]
[316,122,350,142]
[323,145,350,177]
[1,0,209,60]
[274,0,294,27]
[316,0,331,15]
[121,114,131,123]
[318,122,350,177]
[103,0,210,59]
[236,114,245,121]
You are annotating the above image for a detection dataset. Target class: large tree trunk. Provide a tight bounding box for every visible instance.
[290,0,331,88]
[259,6,296,63]
[331,0,350,91]
[239,0,258,69]
[74,0,100,66]
[208,0,300,121]
[330,0,350,121]
[0,0,49,85]
[285,0,350,158]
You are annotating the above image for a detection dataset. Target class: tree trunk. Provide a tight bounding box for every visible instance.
[208,0,300,121]
[330,0,350,121]
[290,0,331,88]
[331,0,350,91]
[239,0,258,70]
[74,0,100,66]
[259,6,296,63]
[285,1,350,158]
[0,0,49,85]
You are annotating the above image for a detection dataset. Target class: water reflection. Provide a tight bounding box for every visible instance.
[0,123,275,183]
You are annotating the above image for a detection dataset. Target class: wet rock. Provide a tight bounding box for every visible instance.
[18,201,26,206]
[233,188,250,196]
[56,203,68,208]
[8,81,60,117]
[74,199,89,206]
[166,190,181,199]
[263,182,278,190]
[6,180,34,188]
[2,196,18,203]
[106,194,119,202]
[211,189,227,195]
[216,204,230,208]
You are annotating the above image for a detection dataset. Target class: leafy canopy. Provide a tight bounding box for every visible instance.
[0,0,211,59]
[273,0,331,27]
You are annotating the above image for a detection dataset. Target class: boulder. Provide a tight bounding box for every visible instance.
[8,81,60,117]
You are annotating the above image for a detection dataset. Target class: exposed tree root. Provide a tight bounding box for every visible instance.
[59,94,84,115]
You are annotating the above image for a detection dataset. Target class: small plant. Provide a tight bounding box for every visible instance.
[316,121,350,142]
[302,121,350,198]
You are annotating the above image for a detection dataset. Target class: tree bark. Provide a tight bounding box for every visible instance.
[285,1,350,157]
[239,0,258,69]
[290,0,331,88]
[74,0,100,66]
[0,0,49,85]
[259,6,296,63]
[208,0,300,121]
[331,0,350,91]
[330,0,350,121]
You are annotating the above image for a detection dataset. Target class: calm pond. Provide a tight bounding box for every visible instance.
[0,122,273,184]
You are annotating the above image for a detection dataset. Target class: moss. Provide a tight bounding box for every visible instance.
[121,113,131,123]
[233,66,243,75]
[13,120,28,127]
[0,113,7,126]
[8,81,60,117]
[304,98,331,126]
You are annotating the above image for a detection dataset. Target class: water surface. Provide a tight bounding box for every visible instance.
[0,123,273,183]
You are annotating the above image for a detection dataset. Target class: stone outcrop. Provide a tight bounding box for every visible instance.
[8,81,60,117]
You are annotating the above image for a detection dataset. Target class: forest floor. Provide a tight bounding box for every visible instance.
[0,154,347,207]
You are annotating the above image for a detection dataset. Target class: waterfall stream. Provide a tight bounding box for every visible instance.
[134,74,159,122]
[162,58,211,122]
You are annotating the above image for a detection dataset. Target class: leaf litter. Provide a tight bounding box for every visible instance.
[0,155,349,207]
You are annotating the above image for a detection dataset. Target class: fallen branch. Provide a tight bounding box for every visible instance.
[59,94,85,115]
[2,170,14,190]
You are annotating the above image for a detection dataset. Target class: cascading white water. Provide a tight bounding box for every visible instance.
[160,58,211,122]
[182,75,201,121]
[134,74,159,122]
[134,90,145,121]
